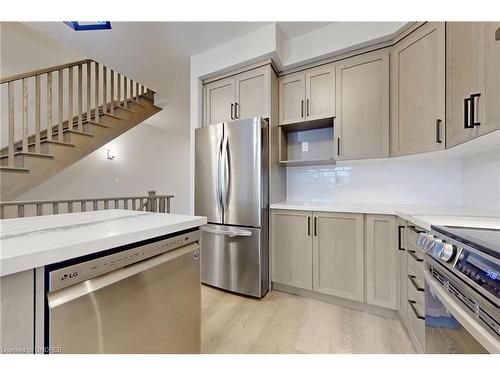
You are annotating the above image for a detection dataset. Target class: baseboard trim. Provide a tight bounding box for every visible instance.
[272,282,399,320]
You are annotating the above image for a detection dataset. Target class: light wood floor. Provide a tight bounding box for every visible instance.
[201,285,416,354]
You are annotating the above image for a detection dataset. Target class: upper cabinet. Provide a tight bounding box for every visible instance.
[203,65,270,126]
[335,50,390,160]
[279,64,335,125]
[203,76,235,126]
[390,22,446,156]
[446,22,500,147]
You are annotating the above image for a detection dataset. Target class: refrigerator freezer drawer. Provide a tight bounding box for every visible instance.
[200,224,267,298]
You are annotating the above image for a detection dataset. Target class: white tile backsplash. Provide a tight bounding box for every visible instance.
[287,157,464,205]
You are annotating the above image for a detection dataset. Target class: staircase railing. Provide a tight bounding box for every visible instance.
[0,59,154,167]
[0,191,172,219]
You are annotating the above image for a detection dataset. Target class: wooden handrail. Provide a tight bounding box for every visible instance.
[0,59,93,84]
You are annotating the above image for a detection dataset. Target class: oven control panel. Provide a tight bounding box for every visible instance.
[49,230,200,292]
[455,250,500,299]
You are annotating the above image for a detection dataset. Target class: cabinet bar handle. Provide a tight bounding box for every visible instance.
[306,99,310,117]
[408,250,424,263]
[337,138,340,156]
[308,216,311,236]
[408,300,425,320]
[235,102,239,119]
[230,103,234,120]
[301,100,304,118]
[314,217,317,237]
[408,275,425,292]
[464,97,472,129]
[398,225,405,251]
[435,119,442,144]
[470,93,481,127]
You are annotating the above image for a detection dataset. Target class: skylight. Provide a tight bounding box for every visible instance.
[64,22,112,31]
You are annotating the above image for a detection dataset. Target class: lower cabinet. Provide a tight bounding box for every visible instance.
[271,210,313,289]
[365,215,397,309]
[312,212,365,302]
[272,210,398,308]
[396,218,408,326]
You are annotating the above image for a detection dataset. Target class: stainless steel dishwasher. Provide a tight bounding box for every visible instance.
[45,229,201,354]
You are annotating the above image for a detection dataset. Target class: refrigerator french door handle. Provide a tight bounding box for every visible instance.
[217,134,224,211]
[221,132,230,213]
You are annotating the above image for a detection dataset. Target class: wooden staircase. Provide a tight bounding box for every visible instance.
[0,59,162,201]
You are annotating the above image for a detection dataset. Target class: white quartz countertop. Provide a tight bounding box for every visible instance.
[0,209,207,277]
[270,201,500,231]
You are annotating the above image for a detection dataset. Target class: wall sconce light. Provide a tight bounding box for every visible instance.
[107,149,116,160]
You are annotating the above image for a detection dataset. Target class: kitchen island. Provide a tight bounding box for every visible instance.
[0,209,207,353]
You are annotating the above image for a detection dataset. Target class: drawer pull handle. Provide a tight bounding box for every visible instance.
[407,225,425,234]
[408,274,425,292]
[408,250,424,263]
[408,299,425,320]
[398,225,405,251]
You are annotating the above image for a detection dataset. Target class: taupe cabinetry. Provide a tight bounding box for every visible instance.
[271,210,313,290]
[447,22,500,147]
[365,215,397,309]
[312,212,365,302]
[396,218,408,326]
[1,270,35,353]
[203,77,235,126]
[203,66,270,126]
[335,50,390,160]
[390,22,445,156]
[271,210,365,304]
[279,64,335,125]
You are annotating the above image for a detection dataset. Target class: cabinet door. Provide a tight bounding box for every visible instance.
[391,22,446,156]
[366,215,397,310]
[335,51,389,160]
[203,77,235,126]
[279,73,305,125]
[481,22,500,136]
[234,66,270,120]
[271,210,313,290]
[396,219,408,326]
[312,212,364,302]
[446,22,483,148]
[305,64,335,121]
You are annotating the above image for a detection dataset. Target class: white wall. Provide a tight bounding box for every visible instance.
[462,148,500,213]
[20,124,190,214]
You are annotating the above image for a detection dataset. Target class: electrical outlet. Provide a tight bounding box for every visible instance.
[334,176,342,185]
[302,142,309,152]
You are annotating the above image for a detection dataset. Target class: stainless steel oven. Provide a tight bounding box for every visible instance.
[418,226,499,354]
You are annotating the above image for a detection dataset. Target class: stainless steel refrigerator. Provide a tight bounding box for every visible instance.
[195,117,269,298]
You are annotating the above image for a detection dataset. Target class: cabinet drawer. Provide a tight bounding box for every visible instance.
[408,298,426,353]
[407,276,425,308]
[407,251,425,290]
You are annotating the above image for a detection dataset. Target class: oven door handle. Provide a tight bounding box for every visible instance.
[423,268,500,354]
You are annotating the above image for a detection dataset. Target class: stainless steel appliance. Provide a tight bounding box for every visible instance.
[417,226,500,353]
[45,230,201,353]
[195,117,268,297]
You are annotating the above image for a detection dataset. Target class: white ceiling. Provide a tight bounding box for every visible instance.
[23,21,376,135]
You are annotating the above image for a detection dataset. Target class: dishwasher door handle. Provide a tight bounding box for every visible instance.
[47,242,199,309]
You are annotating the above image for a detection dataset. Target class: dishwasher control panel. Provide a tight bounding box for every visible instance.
[49,229,200,292]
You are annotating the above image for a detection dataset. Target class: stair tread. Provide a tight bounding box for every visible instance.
[0,152,54,159]
[64,129,94,137]
[101,112,124,120]
[0,166,30,172]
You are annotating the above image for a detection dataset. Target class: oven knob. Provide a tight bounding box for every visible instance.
[423,235,436,253]
[438,243,455,262]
